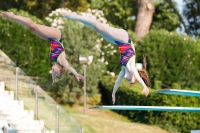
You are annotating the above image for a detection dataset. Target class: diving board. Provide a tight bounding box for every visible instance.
[154,89,200,97]
[89,106,200,112]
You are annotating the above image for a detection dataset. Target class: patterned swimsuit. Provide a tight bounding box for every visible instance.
[48,36,64,63]
[115,35,135,66]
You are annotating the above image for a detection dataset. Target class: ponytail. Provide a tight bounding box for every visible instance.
[138,69,151,86]
[139,55,151,85]
[128,55,151,87]
[61,67,67,76]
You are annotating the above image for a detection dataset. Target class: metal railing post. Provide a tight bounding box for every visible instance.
[80,128,84,133]
[83,65,87,115]
[56,105,59,133]
[15,67,19,100]
[2,126,8,133]
[35,85,38,120]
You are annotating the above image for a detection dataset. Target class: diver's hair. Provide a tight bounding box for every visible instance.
[138,69,151,86]
[56,66,67,77]
[128,55,151,87]
[139,54,150,85]
[60,67,66,76]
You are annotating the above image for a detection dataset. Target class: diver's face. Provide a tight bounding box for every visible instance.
[52,63,63,77]
[124,72,136,84]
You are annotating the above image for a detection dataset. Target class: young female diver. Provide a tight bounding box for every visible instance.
[1,12,84,83]
[63,12,150,104]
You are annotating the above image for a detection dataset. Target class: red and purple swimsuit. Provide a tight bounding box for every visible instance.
[48,36,64,63]
[115,35,135,66]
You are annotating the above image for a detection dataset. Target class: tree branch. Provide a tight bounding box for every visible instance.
[166,0,189,34]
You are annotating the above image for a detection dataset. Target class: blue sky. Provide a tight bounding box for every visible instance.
[174,0,184,13]
[174,0,186,34]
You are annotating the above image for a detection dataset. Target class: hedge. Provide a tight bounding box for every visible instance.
[99,76,200,132]
[136,30,200,88]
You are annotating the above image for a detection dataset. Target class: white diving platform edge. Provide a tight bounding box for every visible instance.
[154,89,200,97]
[89,106,200,112]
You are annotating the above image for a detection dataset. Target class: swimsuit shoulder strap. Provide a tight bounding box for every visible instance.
[59,34,63,44]
[121,65,126,69]
[128,33,132,44]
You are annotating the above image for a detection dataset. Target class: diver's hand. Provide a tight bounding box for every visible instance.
[142,87,149,97]
[112,93,116,104]
[1,12,15,19]
[75,73,85,82]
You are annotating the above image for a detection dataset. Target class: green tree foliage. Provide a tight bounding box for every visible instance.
[90,0,137,30]
[0,0,61,19]
[164,0,189,34]
[0,0,26,11]
[0,0,90,19]
[183,0,200,37]
[90,0,180,31]
[64,0,89,11]
[136,30,200,88]
[151,0,180,31]
[0,9,51,77]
